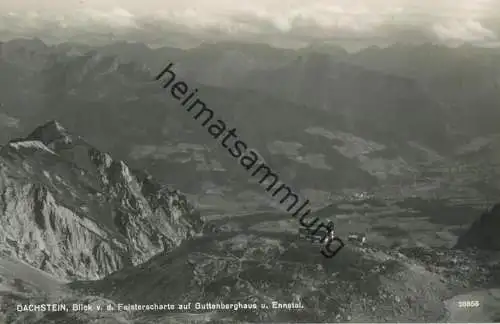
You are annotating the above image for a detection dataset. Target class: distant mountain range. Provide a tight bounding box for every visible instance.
[0,38,499,203]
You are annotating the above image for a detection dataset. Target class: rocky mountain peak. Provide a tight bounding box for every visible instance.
[26,119,73,147]
[454,203,500,251]
[0,121,203,281]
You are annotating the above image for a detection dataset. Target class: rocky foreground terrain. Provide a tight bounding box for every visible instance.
[0,122,498,323]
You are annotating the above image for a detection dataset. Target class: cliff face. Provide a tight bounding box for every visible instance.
[0,120,203,281]
[455,204,500,251]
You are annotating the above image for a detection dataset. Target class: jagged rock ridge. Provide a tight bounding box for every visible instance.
[0,120,203,281]
[455,203,500,251]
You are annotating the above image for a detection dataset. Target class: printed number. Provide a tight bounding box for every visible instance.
[458,300,480,308]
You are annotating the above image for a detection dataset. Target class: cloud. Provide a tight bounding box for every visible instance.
[0,0,499,47]
[81,8,137,28]
[433,20,496,42]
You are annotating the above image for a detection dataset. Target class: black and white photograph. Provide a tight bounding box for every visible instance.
[0,0,499,323]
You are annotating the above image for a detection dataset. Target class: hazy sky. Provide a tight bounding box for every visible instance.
[1,0,499,47]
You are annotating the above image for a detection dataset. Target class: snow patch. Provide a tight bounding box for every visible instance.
[8,140,56,155]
